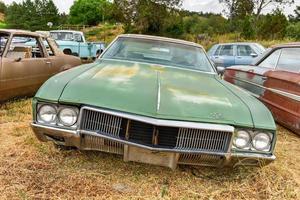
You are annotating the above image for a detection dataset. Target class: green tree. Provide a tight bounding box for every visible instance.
[69,0,113,25]
[241,15,256,39]
[114,0,182,34]
[6,0,60,30]
[286,22,300,39]
[220,0,294,18]
[253,0,294,17]
[0,1,7,14]
[257,9,288,39]
[219,0,254,19]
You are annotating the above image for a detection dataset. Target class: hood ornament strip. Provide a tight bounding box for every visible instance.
[157,71,161,112]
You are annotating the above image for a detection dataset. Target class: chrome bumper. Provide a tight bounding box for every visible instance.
[31,123,276,169]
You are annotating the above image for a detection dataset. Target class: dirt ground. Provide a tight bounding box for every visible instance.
[0,99,299,200]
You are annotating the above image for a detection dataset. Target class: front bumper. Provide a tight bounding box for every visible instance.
[31,123,276,169]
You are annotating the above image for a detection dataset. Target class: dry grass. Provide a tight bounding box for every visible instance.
[0,99,299,200]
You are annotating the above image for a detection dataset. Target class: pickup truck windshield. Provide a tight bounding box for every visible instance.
[50,32,73,41]
[102,37,215,73]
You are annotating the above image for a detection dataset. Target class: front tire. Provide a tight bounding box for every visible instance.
[63,49,72,55]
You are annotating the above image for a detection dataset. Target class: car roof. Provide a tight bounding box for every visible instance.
[118,34,203,49]
[215,42,261,46]
[0,29,42,37]
[271,42,300,48]
[50,30,83,34]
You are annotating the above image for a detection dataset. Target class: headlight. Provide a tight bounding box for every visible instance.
[252,132,271,151]
[233,130,251,149]
[58,107,78,127]
[38,105,57,124]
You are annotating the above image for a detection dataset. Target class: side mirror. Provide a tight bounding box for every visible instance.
[250,53,258,57]
[15,57,22,62]
[217,66,225,75]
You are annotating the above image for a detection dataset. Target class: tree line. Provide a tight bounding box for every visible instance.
[1,0,300,40]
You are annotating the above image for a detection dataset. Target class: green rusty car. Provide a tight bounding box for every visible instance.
[31,34,276,169]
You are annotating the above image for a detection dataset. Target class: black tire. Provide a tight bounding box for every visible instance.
[63,49,72,55]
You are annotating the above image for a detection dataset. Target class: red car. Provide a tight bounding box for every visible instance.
[224,43,300,135]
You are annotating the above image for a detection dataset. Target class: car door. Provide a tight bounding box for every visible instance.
[261,47,300,133]
[235,45,258,65]
[74,33,93,58]
[0,35,51,100]
[211,44,235,67]
[42,38,78,73]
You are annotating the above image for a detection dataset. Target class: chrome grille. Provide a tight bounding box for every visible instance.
[80,108,232,153]
[178,154,224,166]
[82,134,124,155]
[176,128,231,152]
[81,109,122,136]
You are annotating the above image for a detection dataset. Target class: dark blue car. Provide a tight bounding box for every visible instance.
[208,43,266,68]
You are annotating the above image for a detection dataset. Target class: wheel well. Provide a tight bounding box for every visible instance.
[63,49,72,55]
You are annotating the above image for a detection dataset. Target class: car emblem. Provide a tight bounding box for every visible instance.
[209,112,223,120]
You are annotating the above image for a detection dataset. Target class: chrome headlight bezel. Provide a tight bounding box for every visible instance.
[252,132,272,152]
[232,129,274,153]
[233,130,251,150]
[57,107,79,127]
[37,104,57,125]
[36,103,79,129]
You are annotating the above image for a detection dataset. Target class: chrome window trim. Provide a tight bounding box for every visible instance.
[233,76,300,102]
[78,106,235,133]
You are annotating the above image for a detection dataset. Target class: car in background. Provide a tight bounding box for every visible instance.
[224,43,300,135]
[208,43,266,68]
[0,29,81,102]
[50,30,105,59]
[31,34,276,169]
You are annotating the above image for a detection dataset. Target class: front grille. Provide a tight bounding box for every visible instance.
[176,128,231,152]
[81,134,124,155]
[81,109,125,137]
[80,108,232,153]
[129,120,153,145]
[158,126,178,147]
[178,154,224,166]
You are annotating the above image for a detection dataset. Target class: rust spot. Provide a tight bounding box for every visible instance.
[93,64,139,78]
[93,64,140,83]
[150,65,165,72]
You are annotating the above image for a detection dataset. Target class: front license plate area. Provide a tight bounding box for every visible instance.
[123,145,179,169]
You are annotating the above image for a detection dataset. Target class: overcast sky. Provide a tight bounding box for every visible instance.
[2,0,300,16]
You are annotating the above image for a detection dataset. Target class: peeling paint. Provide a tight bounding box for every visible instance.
[93,64,140,83]
[168,88,232,106]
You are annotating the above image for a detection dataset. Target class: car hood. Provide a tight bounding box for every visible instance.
[36,59,275,129]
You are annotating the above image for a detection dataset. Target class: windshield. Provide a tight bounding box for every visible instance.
[50,32,74,41]
[252,43,266,54]
[102,37,215,73]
